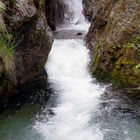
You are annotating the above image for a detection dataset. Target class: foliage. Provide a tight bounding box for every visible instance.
[132,35,140,60]
[0,1,15,75]
[0,1,6,12]
[135,63,140,69]
[0,34,15,73]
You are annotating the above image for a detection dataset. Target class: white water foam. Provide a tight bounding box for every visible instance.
[56,0,90,31]
[34,39,105,140]
[56,22,90,32]
[33,0,105,139]
[64,0,85,23]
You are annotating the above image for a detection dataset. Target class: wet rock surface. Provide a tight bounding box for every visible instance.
[0,72,53,113]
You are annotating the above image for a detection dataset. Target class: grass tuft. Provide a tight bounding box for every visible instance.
[0,34,15,74]
[0,0,15,79]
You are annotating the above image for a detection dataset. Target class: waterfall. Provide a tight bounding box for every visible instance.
[34,39,105,140]
[63,0,85,23]
[33,0,105,140]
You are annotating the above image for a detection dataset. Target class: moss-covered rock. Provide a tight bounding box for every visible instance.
[86,0,140,87]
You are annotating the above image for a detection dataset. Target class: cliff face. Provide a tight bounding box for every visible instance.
[86,0,140,87]
[0,0,54,96]
[46,0,65,30]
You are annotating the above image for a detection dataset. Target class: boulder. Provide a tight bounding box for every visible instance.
[86,0,140,87]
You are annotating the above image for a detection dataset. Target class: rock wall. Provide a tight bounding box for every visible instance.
[83,0,94,21]
[0,0,54,96]
[46,0,65,30]
[86,0,140,87]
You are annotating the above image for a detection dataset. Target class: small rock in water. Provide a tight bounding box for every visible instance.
[77,32,83,36]
[75,21,80,25]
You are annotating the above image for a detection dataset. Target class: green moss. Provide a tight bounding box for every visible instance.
[135,63,140,69]
[111,68,122,86]
[92,54,100,71]
[111,57,140,87]
[112,63,131,86]
[93,70,111,83]
[91,43,101,71]
[133,35,140,46]
[0,1,6,12]
[95,43,101,50]
[133,35,140,59]
[116,34,140,60]
[122,43,135,48]
[115,59,135,69]
[91,31,140,86]
[92,43,112,82]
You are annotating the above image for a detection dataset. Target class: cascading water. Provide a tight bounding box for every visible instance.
[33,0,105,140]
[0,0,139,140]
[64,0,85,23]
[34,39,105,140]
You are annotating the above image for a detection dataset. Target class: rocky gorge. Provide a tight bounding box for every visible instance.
[0,0,140,107]
[0,0,140,140]
[0,0,139,109]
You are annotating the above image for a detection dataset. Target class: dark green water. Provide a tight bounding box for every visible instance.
[0,104,40,140]
[0,78,56,140]
[0,86,140,140]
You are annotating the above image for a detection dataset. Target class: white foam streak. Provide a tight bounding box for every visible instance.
[57,22,90,32]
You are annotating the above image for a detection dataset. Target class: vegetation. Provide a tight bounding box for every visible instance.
[0,34,15,73]
[111,34,140,86]
[92,33,140,87]
[0,1,15,76]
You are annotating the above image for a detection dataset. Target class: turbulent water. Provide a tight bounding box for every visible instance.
[34,38,105,140]
[33,1,106,138]
[64,0,85,23]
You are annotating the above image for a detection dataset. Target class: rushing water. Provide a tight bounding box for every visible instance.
[33,1,105,138]
[64,0,85,23]
[34,38,105,140]
[0,0,140,140]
